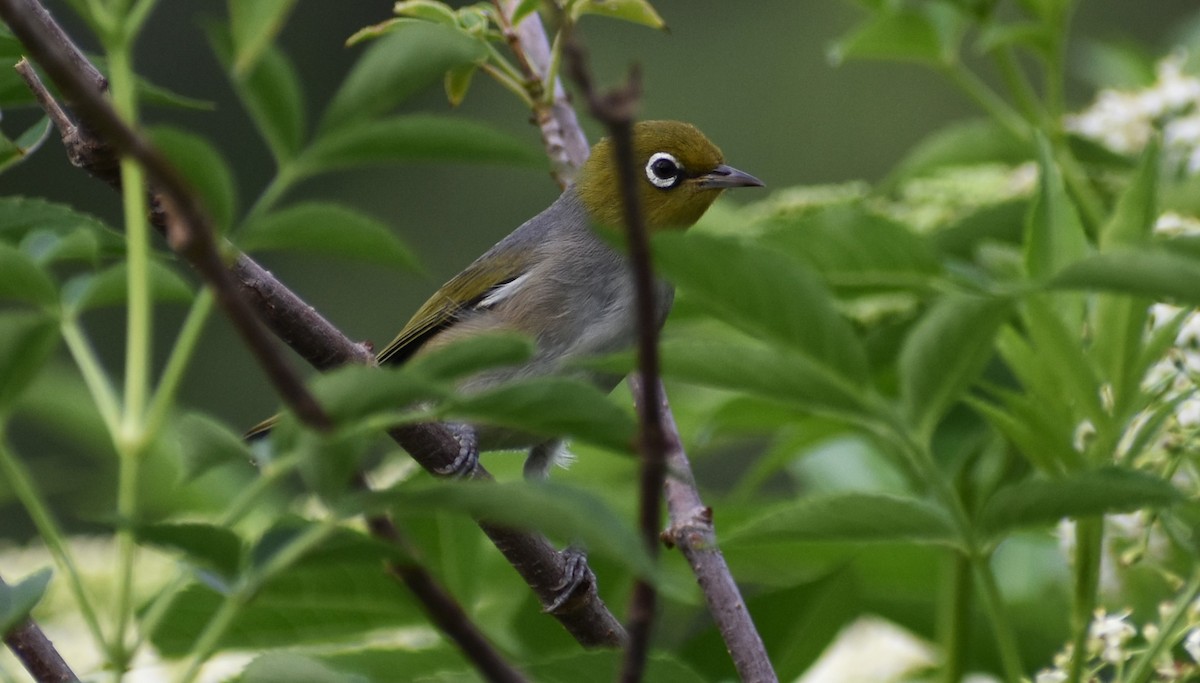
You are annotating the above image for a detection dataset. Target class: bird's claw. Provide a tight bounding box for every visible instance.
[436,422,479,478]
[543,544,592,613]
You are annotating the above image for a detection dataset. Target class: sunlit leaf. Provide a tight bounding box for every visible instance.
[570,0,666,30]
[239,203,418,271]
[394,0,457,24]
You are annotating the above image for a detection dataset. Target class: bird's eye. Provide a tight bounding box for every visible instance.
[645,152,682,189]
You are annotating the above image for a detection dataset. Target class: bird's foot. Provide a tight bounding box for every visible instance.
[436,422,480,478]
[543,544,592,613]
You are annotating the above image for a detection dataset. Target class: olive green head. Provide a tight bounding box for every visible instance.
[575,120,763,231]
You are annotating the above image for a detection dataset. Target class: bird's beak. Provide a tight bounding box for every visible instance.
[697,164,764,189]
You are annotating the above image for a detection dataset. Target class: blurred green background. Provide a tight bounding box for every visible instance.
[1,0,1198,538]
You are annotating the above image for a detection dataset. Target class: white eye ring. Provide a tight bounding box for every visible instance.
[645,152,682,189]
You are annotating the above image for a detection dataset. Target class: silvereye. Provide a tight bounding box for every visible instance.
[249,120,762,478]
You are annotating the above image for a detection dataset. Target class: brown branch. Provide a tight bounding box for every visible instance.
[562,32,666,683]
[0,2,538,679]
[496,0,589,187]
[631,375,778,683]
[3,0,623,651]
[1,575,79,683]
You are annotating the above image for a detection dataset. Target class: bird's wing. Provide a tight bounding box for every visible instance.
[375,243,536,366]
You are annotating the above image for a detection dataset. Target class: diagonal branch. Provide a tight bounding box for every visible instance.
[3,0,623,651]
[2,573,79,683]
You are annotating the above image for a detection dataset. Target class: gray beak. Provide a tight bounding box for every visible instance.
[697,163,764,189]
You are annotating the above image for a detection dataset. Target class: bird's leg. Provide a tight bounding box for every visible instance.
[522,439,592,612]
[438,422,481,478]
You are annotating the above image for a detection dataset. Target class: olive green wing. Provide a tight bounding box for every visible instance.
[375,246,534,366]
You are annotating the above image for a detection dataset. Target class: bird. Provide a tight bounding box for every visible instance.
[247,120,762,479]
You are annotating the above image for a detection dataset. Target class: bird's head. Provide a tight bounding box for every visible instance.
[575,120,763,231]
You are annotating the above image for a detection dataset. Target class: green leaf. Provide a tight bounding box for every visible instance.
[239,203,418,271]
[443,63,476,107]
[0,197,117,246]
[207,25,306,165]
[761,205,941,291]
[394,0,457,24]
[236,653,358,683]
[441,377,635,452]
[228,0,297,74]
[149,126,238,234]
[63,260,194,313]
[0,117,51,174]
[654,233,868,384]
[979,468,1180,536]
[149,556,423,656]
[1026,135,1089,280]
[0,568,52,634]
[1049,249,1200,305]
[0,312,58,411]
[20,227,102,265]
[728,493,959,547]
[366,480,653,576]
[661,338,868,418]
[319,22,486,135]
[1019,295,1104,423]
[135,523,243,581]
[884,119,1032,188]
[308,365,446,427]
[570,0,666,29]
[527,652,704,683]
[511,0,544,25]
[831,5,962,66]
[176,412,255,480]
[0,243,56,308]
[403,332,534,382]
[1088,143,1158,403]
[899,294,1010,436]
[299,116,541,177]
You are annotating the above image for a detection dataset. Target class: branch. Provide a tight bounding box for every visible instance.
[496,0,589,187]
[1,576,79,683]
[631,375,778,682]
[3,0,623,650]
[561,31,665,683]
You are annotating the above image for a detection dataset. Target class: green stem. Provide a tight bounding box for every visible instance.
[943,62,1030,142]
[972,556,1024,683]
[60,319,122,437]
[143,291,215,439]
[939,551,972,683]
[111,439,143,673]
[0,438,110,652]
[1124,567,1200,683]
[133,452,304,652]
[991,46,1048,128]
[125,0,159,36]
[1067,516,1104,683]
[175,518,339,683]
[241,166,298,229]
[540,29,563,106]
[480,63,536,109]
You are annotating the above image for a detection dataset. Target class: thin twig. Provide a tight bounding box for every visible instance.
[562,31,666,683]
[3,619,79,683]
[632,375,778,682]
[4,0,623,650]
[0,1,532,678]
